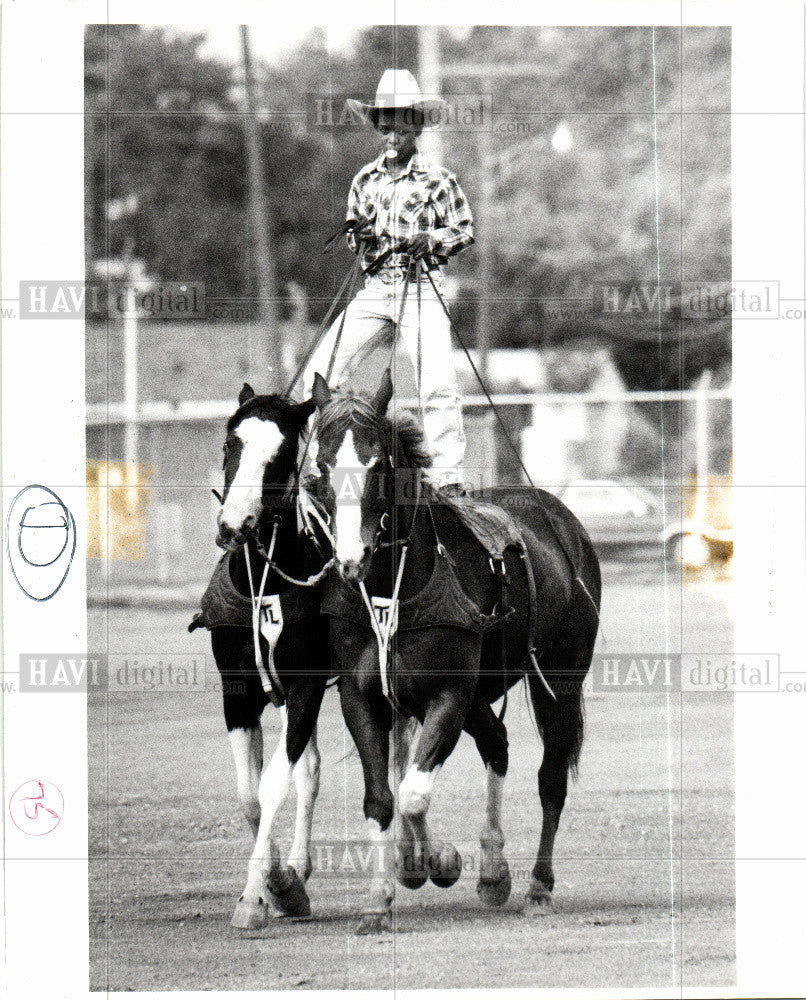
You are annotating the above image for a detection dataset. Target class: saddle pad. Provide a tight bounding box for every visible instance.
[321,548,504,634]
[438,494,527,561]
[197,551,321,630]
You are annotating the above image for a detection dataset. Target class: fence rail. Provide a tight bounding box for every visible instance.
[86,387,732,426]
[85,387,732,590]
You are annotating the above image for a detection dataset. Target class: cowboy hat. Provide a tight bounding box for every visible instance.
[346,68,448,127]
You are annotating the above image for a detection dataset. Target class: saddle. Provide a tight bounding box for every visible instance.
[437,493,527,563]
[437,493,539,652]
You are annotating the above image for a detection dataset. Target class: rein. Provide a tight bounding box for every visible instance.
[213,474,336,589]
[244,519,284,704]
[252,489,335,588]
[419,261,600,625]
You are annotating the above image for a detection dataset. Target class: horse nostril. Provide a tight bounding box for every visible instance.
[243,515,256,532]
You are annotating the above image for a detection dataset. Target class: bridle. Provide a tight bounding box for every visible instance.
[317,434,441,708]
[214,449,336,589]
[252,485,335,588]
[371,450,424,554]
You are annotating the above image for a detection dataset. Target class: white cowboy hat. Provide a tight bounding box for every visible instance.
[346,68,448,127]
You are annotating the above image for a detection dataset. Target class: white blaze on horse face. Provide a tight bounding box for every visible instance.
[221,417,284,533]
[333,428,371,568]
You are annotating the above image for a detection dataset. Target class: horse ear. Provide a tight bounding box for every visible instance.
[372,368,394,415]
[312,372,331,409]
[294,397,316,423]
[238,383,255,406]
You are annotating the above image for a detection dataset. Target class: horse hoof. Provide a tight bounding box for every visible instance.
[522,893,554,916]
[356,911,393,935]
[267,864,312,918]
[429,842,462,888]
[231,895,269,929]
[522,881,554,916]
[396,846,429,890]
[476,858,512,907]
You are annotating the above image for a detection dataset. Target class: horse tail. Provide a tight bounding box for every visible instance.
[526,663,586,781]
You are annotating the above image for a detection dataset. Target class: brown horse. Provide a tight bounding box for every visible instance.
[308,370,601,933]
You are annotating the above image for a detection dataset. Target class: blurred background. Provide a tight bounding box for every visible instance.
[84,24,732,595]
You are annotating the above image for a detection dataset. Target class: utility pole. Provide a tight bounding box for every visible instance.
[240,25,284,389]
[122,254,145,471]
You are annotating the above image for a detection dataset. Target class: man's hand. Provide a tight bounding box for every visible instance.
[350,222,375,243]
[406,232,433,260]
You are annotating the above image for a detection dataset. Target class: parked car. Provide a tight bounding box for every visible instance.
[660,520,732,569]
[558,478,733,568]
[557,480,667,554]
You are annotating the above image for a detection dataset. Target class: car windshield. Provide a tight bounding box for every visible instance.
[564,485,651,516]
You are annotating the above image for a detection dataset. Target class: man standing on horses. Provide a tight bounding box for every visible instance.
[303,69,474,496]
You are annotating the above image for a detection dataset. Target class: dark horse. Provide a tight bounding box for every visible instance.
[204,383,332,927]
[309,370,601,933]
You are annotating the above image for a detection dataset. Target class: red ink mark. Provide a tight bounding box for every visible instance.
[8,779,64,836]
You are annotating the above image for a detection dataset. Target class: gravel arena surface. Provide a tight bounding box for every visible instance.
[89,564,735,991]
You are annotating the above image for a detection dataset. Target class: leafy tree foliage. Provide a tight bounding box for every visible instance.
[85,24,730,387]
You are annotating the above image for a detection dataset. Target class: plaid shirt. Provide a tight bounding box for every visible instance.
[345,150,474,280]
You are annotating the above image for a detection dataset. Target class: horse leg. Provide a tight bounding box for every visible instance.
[464,697,512,907]
[228,725,263,839]
[266,676,326,919]
[231,706,293,929]
[398,688,468,896]
[523,760,565,914]
[215,630,265,839]
[286,722,320,882]
[391,715,429,890]
[339,674,396,934]
[523,660,586,916]
[522,741,567,915]
[260,723,320,919]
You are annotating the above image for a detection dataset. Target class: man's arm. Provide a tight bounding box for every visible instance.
[427,173,475,260]
[345,174,374,253]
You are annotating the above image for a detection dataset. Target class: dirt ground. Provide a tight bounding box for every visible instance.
[88,565,735,991]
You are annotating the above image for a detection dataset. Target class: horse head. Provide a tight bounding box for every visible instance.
[310,369,431,583]
[216,383,315,551]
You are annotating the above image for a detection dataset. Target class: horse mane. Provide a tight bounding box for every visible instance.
[394,411,433,468]
[319,392,432,469]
